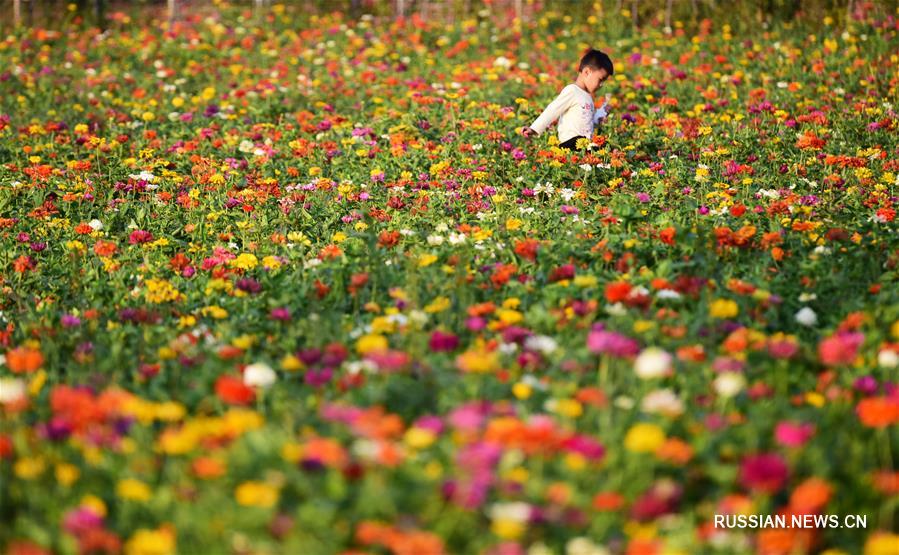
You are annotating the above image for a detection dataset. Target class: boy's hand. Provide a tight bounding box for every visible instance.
[521,127,537,138]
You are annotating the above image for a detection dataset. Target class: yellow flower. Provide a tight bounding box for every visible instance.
[574,275,598,288]
[144,278,181,304]
[624,423,666,453]
[232,334,256,350]
[424,296,451,313]
[81,495,107,517]
[14,457,46,480]
[496,309,523,325]
[229,253,258,270]
[505,218,522,231]
[709,298,739,319]
[404,427,436,449]
[864,533,899,555]
[418,253,438,267]
[356,334,388,355]
[262,255,281,270]
[512,382,532,400]
[332,232,347,243]
[280,354,304,372]
[492,519,526,540]
[235,481,279,508]
[125,527,176,555]
[201,305,229,319]
[117,478,152,501]
[56,463,80,486]
[456,346,500,373]
[556,399,583,418]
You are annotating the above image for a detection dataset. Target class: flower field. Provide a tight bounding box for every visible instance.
[1,3,899,554]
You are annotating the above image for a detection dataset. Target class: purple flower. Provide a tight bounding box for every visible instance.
[235,277,262,294]
[636,192,651,202]
[61,314,81,327]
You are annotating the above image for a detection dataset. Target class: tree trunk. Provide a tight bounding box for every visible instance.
[665,0,672,29]
[14,0,21,27]
[631,0,638,28]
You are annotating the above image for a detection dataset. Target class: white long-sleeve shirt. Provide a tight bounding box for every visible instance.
[529,83,604,144]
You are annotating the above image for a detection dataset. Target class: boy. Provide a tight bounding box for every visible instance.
[521,49,614,151]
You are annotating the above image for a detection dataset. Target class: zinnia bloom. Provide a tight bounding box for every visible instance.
[856,396,899,428]
[739,453,789,494]
[818,331,864,367]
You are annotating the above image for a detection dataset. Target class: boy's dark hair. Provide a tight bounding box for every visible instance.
[579,49,614,76]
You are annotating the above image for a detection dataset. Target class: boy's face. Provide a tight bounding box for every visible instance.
[583,67,610,94]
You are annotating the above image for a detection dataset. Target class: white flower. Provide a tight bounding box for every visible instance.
[566,537,611,555]
[493,56,512,69]
[129,170,156,182]
[878,349,899,369]
[344,360,377,375]
[579,164,593,172]
[560,188,576,201]
[435,222,450,232]
[88,219,104,231]
[605,302,627,316]
[613,396,635,410]
[634,347,673,379]
[656,289,681,300]
[641,388,684,417]
[447,233,466,245]
[243,362,277,388]
[0,377,26,405]
[489,502,531,523]
[713,372,746,398]
[524,335,558,354]
[499,342,518,355]
[795,307,817,327]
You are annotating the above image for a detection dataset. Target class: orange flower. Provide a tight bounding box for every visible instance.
[6,346,44,374]
[789,477,832,513]
[659,226,676,245]
[656,438,694,465]
[319,244,343,260]
[192,457,226,479]
[871,471,899,495]
[857,397,899,428]
[592,491,625,511]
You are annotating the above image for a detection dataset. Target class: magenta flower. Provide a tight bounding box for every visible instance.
[739,453,789,494]
[429,330,460,352]
[774,421,815,448]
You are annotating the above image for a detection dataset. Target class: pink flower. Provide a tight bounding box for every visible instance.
[774,421,815,448]
[818,331,864,367]
[587,328,640,358]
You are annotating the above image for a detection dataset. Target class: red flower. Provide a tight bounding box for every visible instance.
[659,227,676,245]
[128,230,154,244]
[215,375,255,405]
[514,238,540,262]
[605,281,632,303]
